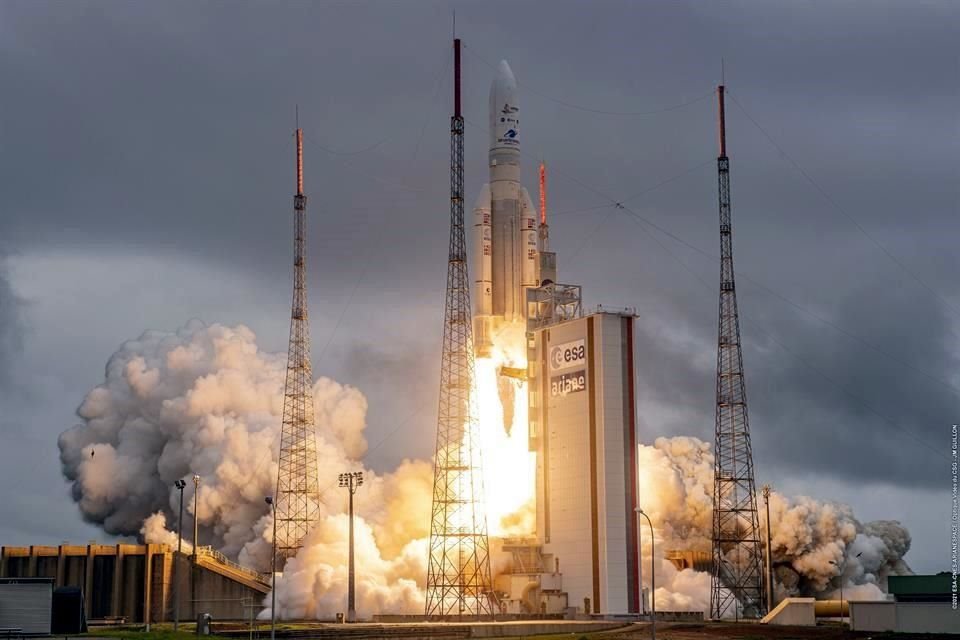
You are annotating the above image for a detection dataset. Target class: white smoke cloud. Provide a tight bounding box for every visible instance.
[58,321,437,618]
[141,511,193,554]
[56,322,352,557]
[262,515,427,619]
[636,436,913,611]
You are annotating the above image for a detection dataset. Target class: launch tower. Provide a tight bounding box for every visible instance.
[709,85,765,619]
[275,127,321,563]
[425,38,494,618]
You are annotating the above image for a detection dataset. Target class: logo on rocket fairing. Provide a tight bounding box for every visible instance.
[498,127,518,146]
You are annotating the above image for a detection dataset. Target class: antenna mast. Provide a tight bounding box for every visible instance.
[425,38,494,618]
[275,125,321,564]
[538,161,549,251]
[709,85,765,619]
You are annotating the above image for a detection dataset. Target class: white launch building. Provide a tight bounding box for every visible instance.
[470,61,640,616]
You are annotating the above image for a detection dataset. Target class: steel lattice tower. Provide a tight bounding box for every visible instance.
[710,85,765,619]
[275,127,321,564]
[425,38,494,619]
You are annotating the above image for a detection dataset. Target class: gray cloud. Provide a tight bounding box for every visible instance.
[0,262,23,388]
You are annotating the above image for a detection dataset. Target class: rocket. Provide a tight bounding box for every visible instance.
[473,60,539,357]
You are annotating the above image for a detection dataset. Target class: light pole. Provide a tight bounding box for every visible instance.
[192,474,201,558]
[173,479,186,631]
[339,471,363,623]
[761,485,773,613]
[636,508,655,640]
[636,512,644,615]
[265,496,277,640]
[192,474,200,622]
[829,551,862,624]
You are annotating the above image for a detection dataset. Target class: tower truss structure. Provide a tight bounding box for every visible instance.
[275,127,321,563]
[425,38,494,619]
[710,85,765,619]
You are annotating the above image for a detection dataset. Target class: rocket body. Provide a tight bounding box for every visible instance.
[473,60,538,357]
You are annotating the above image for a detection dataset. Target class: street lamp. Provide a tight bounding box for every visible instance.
[829,551,862,624]
[636,512,644,616]
[192,474,201,559]
[761,485,773,613]
[338,471,363,623]
[265,496,277,640]
[173,479,186,631]
[635,508,655,640]
[191,474,201,623]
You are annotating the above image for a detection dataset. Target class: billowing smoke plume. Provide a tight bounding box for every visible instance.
[59,321,914,618]
[141,511,193,554]
[637,436,912,610]
[58,321,433,617]
[269,516,428,618]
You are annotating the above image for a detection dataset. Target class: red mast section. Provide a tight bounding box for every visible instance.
[538,161,549,252]
[296,128,304,195]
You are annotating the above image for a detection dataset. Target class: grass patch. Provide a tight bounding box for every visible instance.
[84,628,198,640]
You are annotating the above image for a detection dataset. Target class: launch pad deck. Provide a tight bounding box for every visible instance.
[207,621,885,640]
[209,620,627,640]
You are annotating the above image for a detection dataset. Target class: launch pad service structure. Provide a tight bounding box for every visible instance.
[469,55,640,616]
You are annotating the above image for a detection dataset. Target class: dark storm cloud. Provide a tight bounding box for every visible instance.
[336,340,440,468]
[0,259,24,388]
[750,276,958,487]
[1,0,957,557]
[634,262,957,489]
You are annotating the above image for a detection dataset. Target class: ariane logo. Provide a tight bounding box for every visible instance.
[501,103,518,115]
[551,369,586,397]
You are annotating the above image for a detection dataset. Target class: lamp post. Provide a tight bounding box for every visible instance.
[173,479,186,631]
[636,508,655,640]
[191,474,200,623]
[338,471,363,623]
[192,474,201,558]
[265,496,277,640]
[637,512,644,616]
[761,485,773,613]
[829,551,862,624]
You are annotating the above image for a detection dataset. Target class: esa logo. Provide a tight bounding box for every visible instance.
[504,129,517,139]
[549,338,586,371]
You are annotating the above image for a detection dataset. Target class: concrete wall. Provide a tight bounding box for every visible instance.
[1,543,268,623]
[849,601,896,632]
[851,601,959,634]
[895,602,958,633]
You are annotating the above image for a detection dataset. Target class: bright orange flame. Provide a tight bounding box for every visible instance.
[473,325,536,537]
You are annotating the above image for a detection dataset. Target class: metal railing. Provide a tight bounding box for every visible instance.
[195,545,271,585]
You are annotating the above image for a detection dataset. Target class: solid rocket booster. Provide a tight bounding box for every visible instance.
[473,60,538,357]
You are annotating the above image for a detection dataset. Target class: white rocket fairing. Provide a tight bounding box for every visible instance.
[473,60,538,357]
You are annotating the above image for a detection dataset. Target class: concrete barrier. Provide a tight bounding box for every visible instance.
[760,597,815,626]
[850,601,959,634]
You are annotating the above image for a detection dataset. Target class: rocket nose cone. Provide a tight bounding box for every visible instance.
[490,59,519,151]
[495,60,517,91]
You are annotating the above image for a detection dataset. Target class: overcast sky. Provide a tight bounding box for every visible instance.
[1,1,956,574]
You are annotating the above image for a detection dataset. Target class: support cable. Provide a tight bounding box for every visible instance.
[726,90,960,316]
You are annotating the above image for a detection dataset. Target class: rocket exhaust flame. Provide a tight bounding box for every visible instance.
[474,332,536,538]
